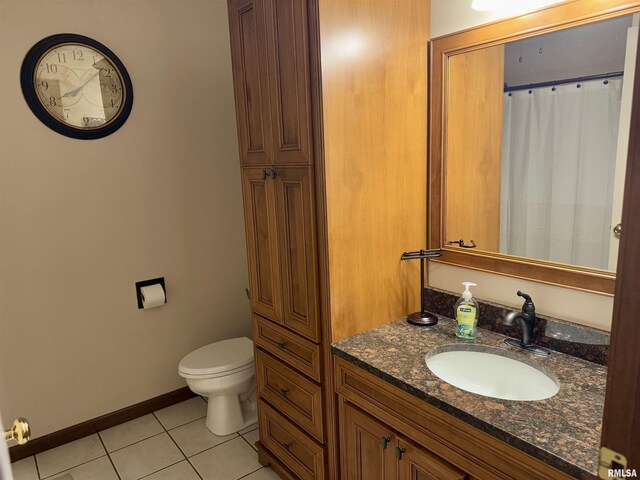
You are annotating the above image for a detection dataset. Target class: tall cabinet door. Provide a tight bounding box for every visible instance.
[242,168,282,322]
[397,440,467,480]
[273,167,320,341]
[264,0,313,165]
[228,0,273,166]
[343,403,397,480]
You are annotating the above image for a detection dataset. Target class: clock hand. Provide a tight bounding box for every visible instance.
[59,70,100,99]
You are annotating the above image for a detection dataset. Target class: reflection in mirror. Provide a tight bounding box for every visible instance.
[445,13,637,273]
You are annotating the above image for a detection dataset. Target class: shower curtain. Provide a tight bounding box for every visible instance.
[500,77,622,270]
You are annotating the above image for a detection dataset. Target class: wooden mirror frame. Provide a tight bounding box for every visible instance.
[429,0,640,295]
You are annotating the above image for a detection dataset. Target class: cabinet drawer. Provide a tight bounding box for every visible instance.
[256,349,324,442]
[259,400,325,480]
[253,314,321,382]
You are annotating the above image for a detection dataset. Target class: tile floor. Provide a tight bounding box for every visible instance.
[11,397,278,480]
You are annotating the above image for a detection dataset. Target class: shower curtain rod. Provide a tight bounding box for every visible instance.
[504,70,623,92]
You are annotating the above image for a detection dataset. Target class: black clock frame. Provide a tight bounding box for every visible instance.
[20,33,133,140]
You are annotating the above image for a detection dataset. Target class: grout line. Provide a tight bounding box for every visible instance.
[106,431,166,455]
[32,454,42,480]
[97,431,122,480]
[236,466,263,479]
[38,454,109,480]
[238,433,258,452]
[163,432,204,480]
[152,411,207,432]
[135,458,185,480]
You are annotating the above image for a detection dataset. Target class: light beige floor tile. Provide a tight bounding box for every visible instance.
[242,467,281,480]
[190,436,261,480]
[99,414,164,452]
[46,456,119,480]
[154,397,207,430]
[109,433,184,480]
[168,417,236,457]
[241,428,259,451]
[142,461,201,480]
[237,423,258,435]
[11,456,38,480]
[36,434,105,478]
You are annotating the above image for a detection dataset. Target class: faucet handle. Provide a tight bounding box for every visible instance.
[516,290,535,313]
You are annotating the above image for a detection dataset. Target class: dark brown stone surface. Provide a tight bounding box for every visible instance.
[333,316,606,479]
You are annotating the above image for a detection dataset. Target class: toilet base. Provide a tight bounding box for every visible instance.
[205,391,258,436]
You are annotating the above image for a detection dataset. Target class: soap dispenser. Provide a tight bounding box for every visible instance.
[455,282,479,339]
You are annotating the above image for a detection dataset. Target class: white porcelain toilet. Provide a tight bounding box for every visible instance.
[178,337,257,436]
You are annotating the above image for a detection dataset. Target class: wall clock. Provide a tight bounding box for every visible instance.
[20,34,133,140]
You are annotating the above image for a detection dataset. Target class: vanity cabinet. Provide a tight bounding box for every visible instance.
[336,357,574,480]
[343,403,466,480]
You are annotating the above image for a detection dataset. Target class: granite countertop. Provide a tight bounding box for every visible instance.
[332,317,607,479]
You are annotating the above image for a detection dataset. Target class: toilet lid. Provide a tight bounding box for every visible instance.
[179,337,254,377]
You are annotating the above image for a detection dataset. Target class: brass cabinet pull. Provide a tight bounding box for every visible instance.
[276,341,287,350]
[395,446,406,460]
[280,387,289,397]
[4,418,30,445]
[263,169,272,179]
[282,442,293,450]
[380,436,391,449]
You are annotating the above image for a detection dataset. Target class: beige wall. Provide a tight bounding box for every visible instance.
[0,0,251,437]
[429,0,614,331]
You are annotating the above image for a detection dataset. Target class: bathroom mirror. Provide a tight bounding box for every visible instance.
[429,1,640,294]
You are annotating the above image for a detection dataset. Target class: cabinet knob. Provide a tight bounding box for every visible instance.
[282,442,293,450]
[280,387,289,397]
[263,169,272,179]
[271,169,280,178]
[276,342,287,350]
[395,446,406,460]
[380,436,391,449]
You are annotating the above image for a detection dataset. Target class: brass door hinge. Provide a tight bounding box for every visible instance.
[599,446,628,479]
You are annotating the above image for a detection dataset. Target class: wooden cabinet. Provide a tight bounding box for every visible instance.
[336,357,575,480]
[343,401,396,480]
[228,0,430,478]
[228,0,273,166]
[343,403,465,480]
[242,168,282,321]
[242,167,319,341]
[229,0,312,166]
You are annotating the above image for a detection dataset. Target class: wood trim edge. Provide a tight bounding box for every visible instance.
[9,387,195,462]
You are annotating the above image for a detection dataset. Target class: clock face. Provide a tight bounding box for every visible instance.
[34,43,125,130]
[21,34,133,139]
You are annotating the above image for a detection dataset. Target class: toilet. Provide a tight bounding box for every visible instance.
[178,337,257,436]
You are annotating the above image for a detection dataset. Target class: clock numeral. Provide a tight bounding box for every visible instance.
[45,63,58,74]
[40,80,49,91]
[57,52,66,63]
[100,67,112,78]
[110,98,116,108]
[49,96,57,107]
[63,108,70,119]
[82,115,90,126]
[109,84,118,94]
[72,49,84,61]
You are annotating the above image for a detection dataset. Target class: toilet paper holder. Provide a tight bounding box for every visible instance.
[135,277,167,309]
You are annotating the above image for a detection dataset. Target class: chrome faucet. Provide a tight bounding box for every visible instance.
[503,291,550,357]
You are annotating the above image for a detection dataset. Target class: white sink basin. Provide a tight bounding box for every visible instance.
[425,348,559,401]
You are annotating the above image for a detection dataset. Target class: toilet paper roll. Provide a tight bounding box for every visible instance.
[140,284,166,309]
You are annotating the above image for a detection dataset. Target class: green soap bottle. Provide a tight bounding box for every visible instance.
[455,282,479,339]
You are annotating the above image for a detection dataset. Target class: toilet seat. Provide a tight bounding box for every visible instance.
[179,337,254,378]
